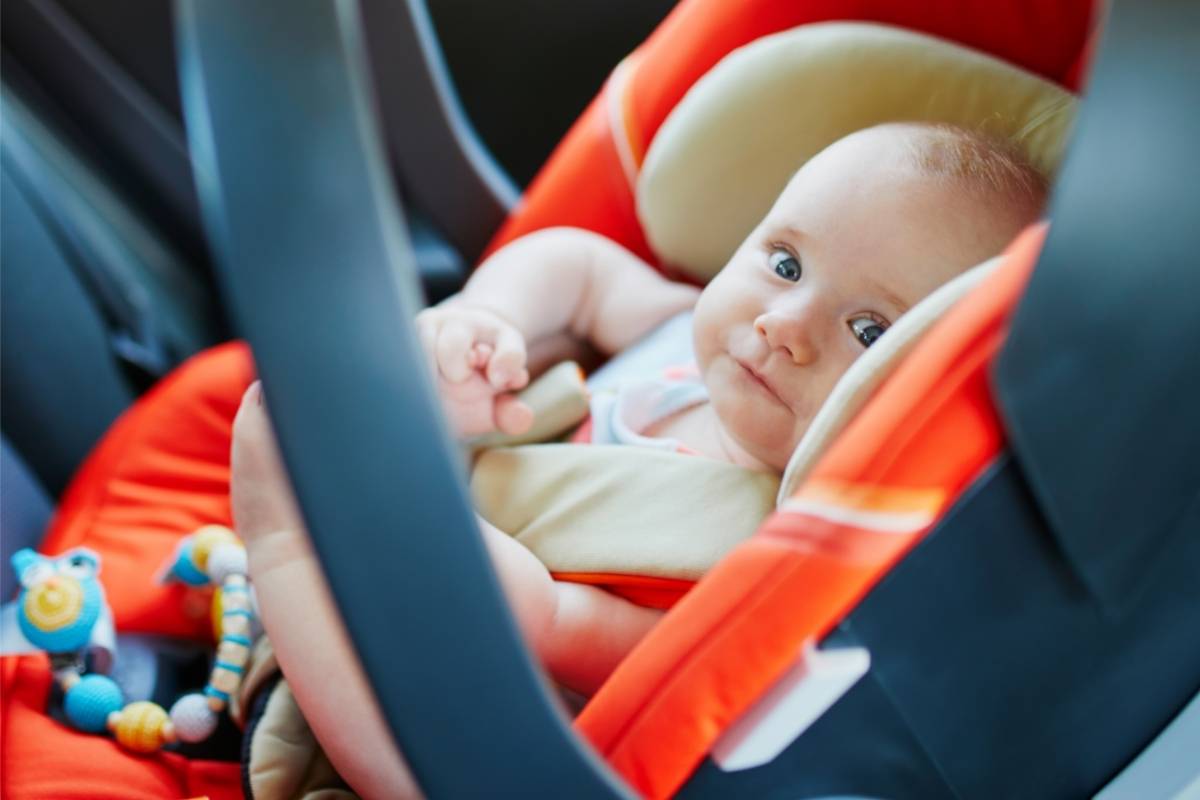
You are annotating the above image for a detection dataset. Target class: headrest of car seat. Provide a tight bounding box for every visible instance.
[638,22,1077,281]
[776,254,999,504]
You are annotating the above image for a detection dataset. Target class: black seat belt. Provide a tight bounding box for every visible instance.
[2,94,172,387]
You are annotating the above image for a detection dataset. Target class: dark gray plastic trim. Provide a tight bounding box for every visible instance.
[175,1,628,796]
[360,0,519,262]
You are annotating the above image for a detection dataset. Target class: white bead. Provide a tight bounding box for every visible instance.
[206,543,248,584]
[169,693,219,743]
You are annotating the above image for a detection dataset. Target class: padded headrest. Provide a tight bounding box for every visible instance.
[638,22,1078,281]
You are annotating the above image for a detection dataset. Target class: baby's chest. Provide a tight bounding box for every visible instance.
[642,402,717,455]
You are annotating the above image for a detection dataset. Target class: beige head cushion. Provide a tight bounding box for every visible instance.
[637,22,1077,281]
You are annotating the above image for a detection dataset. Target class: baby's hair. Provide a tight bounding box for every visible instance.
[897,122,1048,216]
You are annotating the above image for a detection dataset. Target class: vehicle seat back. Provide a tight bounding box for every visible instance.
[0,437,53,600]
[0,87,222,495]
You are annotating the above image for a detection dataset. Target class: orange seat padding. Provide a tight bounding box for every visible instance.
[575,225,1048,799]
[41,341,256,638]
[1,655,242,800]
[486,0,1091,266]
[1,0,1091,793]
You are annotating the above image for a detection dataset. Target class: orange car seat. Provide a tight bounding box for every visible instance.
[0,0,1095,797]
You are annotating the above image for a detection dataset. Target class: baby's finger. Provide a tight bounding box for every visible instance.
[493,395,534,436]
[434,322,475,383]
[471,342,494,370]
[416,315,440,375]
[485,326,528,389]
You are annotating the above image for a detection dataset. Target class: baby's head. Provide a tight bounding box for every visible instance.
[693,122,1046,471]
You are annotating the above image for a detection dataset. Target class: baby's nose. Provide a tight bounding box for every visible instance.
[754,312,817,365]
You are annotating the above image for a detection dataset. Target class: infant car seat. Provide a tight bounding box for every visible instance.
[6,0,1199,798]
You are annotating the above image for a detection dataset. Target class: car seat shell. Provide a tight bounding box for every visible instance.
[21,1,1200,800]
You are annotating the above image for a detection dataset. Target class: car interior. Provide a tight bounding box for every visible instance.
[2,0,1198,798]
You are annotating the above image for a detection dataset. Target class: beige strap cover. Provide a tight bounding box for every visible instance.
[472,444,779,581]
[468,361,591,450]
[245,681,356,799]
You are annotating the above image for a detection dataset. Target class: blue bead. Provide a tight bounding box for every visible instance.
[64,674,124,733]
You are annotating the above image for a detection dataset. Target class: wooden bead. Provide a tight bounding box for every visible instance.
[210,668,241,695]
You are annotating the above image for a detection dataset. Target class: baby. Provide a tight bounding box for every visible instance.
[232,122,1046,797]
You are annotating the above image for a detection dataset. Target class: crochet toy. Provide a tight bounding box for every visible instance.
[7,525,256,754]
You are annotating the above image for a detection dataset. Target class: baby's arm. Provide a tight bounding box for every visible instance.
[248,529,422,800]
[419,228,699,439]
[475,514,663,696]
[232,382,420,799]
[457,227,701,356]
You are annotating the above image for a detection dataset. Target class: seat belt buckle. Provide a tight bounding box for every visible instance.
[712,641,870,772]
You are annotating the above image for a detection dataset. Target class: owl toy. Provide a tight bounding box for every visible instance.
[11,548,106,655]
[8,548,124,733]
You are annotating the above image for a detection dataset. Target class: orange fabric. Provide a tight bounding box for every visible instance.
[2,343,255,800]
[486,0,1091,268]
[549,573,695,610]
[1,655,242,799]
[40,341,256,639]
[575,225,1049,798]
[7,1,1092,793]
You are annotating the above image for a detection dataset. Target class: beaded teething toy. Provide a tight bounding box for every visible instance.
[9,525,256,754]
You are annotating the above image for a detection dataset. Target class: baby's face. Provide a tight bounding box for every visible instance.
[693,126,1020,471]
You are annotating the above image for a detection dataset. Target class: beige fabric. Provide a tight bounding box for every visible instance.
[638,22,1076,281]
[246,680,357,799]
[777,256,1000,504]
[468,360,590,450]
[230,637,355,798]
[472,444,779,580]
[470,358,781,580]
[231,635,279,728]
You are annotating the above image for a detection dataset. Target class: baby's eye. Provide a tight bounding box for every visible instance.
[769,249,802,282]
[848,315,887,348]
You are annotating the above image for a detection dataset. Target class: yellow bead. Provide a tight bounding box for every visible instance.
[210,588,224,642]
[190,526,238,573]
[110,701,171,753]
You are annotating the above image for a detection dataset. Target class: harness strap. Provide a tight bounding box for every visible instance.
[473,445,779,584]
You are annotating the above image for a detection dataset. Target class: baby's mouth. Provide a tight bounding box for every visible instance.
[734,358,789,408]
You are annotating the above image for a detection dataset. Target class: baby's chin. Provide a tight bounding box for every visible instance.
[711,397,801,474]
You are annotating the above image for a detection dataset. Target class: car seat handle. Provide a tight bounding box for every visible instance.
[994,0,1200,615]
[175,0,631,797]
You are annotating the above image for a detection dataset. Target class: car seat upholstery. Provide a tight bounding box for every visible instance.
[24,1,1200,799]
[637,22,1077,280]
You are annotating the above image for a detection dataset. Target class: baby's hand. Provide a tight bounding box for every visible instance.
[415,304,534,438]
